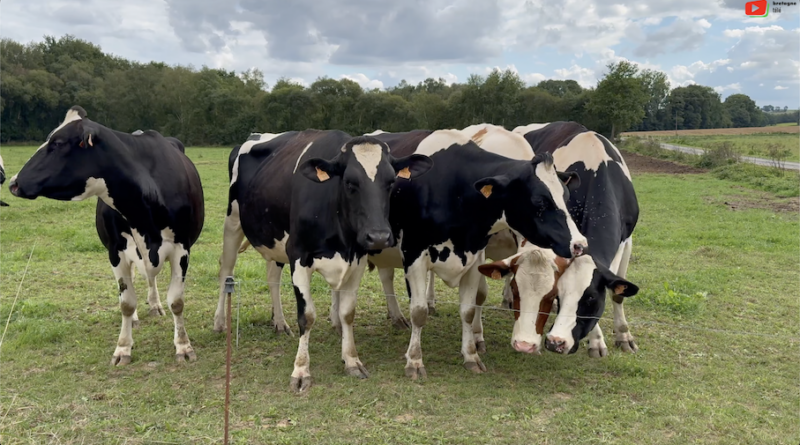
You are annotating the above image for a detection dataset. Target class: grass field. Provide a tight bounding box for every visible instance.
[773,122,798,127]
[622,125,799,137]
[1,146,798,444]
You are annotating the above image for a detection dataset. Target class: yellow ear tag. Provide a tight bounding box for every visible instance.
[316,167,330,182]
[397,167,411,179]
[480,184,493,198]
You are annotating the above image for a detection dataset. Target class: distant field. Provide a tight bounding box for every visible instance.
[1,146,798,444]
[773,122,798,127]
[653,133,800,163]
[622,125,799,136]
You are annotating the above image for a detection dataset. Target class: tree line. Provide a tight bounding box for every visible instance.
[2,35,797,146]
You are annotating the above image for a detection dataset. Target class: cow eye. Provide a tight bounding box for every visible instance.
[345,181,358,192]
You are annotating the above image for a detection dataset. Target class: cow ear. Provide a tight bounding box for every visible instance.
[391,154,433,180]
[79,121,100,148]
[478,261,512,280]
[473,175,511,199]
[557,171,580,191]
[600,268,639,298]
[299,158,343,183]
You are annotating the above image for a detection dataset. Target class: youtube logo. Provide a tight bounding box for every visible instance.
[745,0,769,16]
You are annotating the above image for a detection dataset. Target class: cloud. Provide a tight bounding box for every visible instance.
[669,59,731,86]
[714,83,742,93]
[634,18,713,57]
[554,65,597,88]
[723,25,800,85]
[341,73,384,90]
[164,0,503,65]
[775,85,789,90]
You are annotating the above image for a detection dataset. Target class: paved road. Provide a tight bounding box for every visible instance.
[620,137,800,171]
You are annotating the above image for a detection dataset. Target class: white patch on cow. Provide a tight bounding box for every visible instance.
[0,154,4,169]
[508,245,557,352]
[467,127,533,160]
[312,253,363,289]
[293,142,315,174]
[252,231,291,265]
[552,132,632,181]
[428,239,480,287]
[230,132,280,186]
[36,108,84,152]
[488,211,508,234]
[416,129,472,156]
[608,238,629,275]
[71,177,115,208]
[534,161,587,249]
[352,143,383,181]
[547,254,597,351]
[511,123,550,135]
[461,123,502,138]
[364,129,386,136]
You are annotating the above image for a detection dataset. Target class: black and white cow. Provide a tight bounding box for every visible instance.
[0,154,8,206]
[367,129,588,378]
[234,129,432,392]
[483,121,640,357]
[9,106,205,365]
[213,131,299,335]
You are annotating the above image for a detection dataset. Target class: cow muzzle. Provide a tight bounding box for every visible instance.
[512,340,541,355]
[8,177,21,198]
[544,335,570,354]
[364,229,393,250]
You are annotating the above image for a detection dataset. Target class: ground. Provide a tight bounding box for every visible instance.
[0,145,798,445]
[621,125,799,137]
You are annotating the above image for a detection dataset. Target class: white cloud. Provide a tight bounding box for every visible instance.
[775,86,789,90]
[554,65,597,88]
[727,67,734,72]
[714,83,742,93]
[340,73,384,90]
[669,59,731,86]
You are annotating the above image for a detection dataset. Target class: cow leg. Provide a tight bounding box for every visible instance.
[214,209,245,332]
[426,271,437,315]
[459,259,486,373]
[404,258,429,380]
[612,237,637,352]
[268,261,292,335]
[587,323,608,358]
[330,290,342,336]
[339,261,369,379]
[472,276,488,354]
[168,251,195,362]
[290,262,316,392]
[111,253,136,366]
[380,267,410,330]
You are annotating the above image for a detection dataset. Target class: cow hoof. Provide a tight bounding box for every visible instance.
[615,339,638,353]
[149,307,165,317]
[391,315,411,330]
[175,350,197,363]
[345,363,370,379]
[476,341,487,354]
[290,376,313,393]
[404,364,427,380]
[111,355,132,366]
[273,320,293,336]
[588,346,608,358]
[464,360,487,374]
[427,305,437,316]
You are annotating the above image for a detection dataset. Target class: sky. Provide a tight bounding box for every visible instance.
[2,0,798,108]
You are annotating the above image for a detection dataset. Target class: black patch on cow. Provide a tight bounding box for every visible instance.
[598,134,623,164]
[180,255,189,282]
[293,285,307,336]
[438,247,451,262]
[405,278,412,302]
[118,278,127,293]
[135,248,142,259]
[149,247,160,268]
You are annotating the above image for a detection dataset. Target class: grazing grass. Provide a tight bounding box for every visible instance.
[622,125,800,137]
[1,146,798,444]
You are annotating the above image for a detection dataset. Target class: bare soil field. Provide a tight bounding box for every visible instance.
[620,150,706,174]
[622,126,799,137]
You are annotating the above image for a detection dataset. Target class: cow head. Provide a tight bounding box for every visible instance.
[299,136,433,251]
[544,254,639,355]
[478,245,558,355]
[473,153,587,259]
[9,106,110,202]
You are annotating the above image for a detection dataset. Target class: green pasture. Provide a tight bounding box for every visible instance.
[660,133,799,163]
[0,146,798,444]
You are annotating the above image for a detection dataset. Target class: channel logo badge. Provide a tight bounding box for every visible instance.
[745,0,769,16]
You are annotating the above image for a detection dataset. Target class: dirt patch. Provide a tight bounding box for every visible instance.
[704,186,800,213]
[620,150,706,175]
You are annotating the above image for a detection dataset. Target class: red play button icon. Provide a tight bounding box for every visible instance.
[745,0,768,16]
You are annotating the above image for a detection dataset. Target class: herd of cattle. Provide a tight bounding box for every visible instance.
[5,105,640,392]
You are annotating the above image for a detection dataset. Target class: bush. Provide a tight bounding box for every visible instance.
[696,142,740,169]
